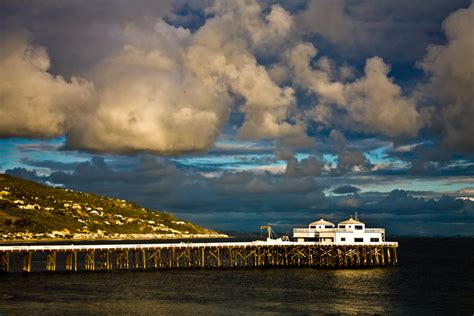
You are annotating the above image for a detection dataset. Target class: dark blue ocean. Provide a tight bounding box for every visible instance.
[0,237,473,315]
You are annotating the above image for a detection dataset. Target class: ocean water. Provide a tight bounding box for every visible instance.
[0,238,473,315]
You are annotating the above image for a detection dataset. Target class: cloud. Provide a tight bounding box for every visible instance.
[333,185,360,194]
[285,42,423,137]
[1,1,310,155]
[284,156,323,177]
[16,143,61,152]
[366,189,467,216]
[7,157,474,235]
[62,19,234,155]
[2,0,471,159]
[42,156,329,217]
[0,1,173,78]
[298,0,352,44]
[297,0,471,63]
[418,2,474,153]
[0,32,96,139]
[184,1,305,142]
[5,167,44,182]
[329,130,372,173]
[20,157,82,171]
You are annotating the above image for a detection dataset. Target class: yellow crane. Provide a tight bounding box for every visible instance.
[260,225,277,240]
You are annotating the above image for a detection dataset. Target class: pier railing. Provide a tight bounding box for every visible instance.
[294,228,385,233]
[0,241,398,273]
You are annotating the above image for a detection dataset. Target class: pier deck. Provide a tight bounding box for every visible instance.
[0,241,398,272]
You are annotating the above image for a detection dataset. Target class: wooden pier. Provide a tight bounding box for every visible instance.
[0,241,398,272]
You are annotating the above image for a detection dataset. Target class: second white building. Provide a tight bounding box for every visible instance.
[293,216,386,244]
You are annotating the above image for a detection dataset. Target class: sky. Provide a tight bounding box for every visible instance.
[1,0,473,236]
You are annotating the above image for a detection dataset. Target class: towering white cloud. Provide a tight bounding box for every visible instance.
[418,2,474,153]
[66,0,308,154]
[67,21,233,154]
[1,0,471,156]
[185,1,304,142]
[286,42,423,137]
[0,32,95,138]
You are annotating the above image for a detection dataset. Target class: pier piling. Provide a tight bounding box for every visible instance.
[22,252,32,272]
[46,252,57,272]
[0,252,9,272]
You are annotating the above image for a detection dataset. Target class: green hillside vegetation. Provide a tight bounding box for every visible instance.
[0,174,224,241]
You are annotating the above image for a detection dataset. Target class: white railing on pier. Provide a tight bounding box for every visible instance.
[0,240,398,253]
[364,228,385,233]
[293,228,385,233]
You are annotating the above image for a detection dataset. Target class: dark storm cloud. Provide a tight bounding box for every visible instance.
[384,142,474,177]
[5,167,44,182]
[0,0,172,77]
[297,0,471,65]
[275,150,323,177]
[329,130,372,174]
[6,156,474,235]
[362,189,465,216]
[20,157,81,171]
[333,185,360,194]
[39,156,329,214]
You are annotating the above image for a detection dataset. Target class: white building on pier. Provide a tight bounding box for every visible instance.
[293,216,386,244]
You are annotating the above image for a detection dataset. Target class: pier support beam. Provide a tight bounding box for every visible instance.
[0,252,10,272]
[66,251,78,271]
[116,250,129,270]
[22,252,32,272]
[100,251,112,271]
[131,250,146,270]
[85,251,95,271]
[386,247,391,265]
[392,247,398,265]
[46,252,57,271]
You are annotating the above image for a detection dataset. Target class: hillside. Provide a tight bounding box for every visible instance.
[0,174,225,241]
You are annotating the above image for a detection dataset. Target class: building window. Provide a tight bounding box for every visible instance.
[339,225,345,228]
[319,237,334,242]
[341,237,346,241]
[355,225,363,230]
[310,225,316,229]
[354,238,363,242]
[325,225,332,228]
[370,238,379,242]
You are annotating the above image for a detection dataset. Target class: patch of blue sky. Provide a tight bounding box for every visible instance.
[0,138,53,171]
[172,153,276,171]
[173,151,341,173]
[364,145,395,164]
[212,139,274,153]
[0,137,88,173]
[293,152,310,161]
[360,178,473,194]
[322,154,338,164]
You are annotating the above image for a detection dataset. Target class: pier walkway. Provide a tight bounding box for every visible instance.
[0,240,398,272]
